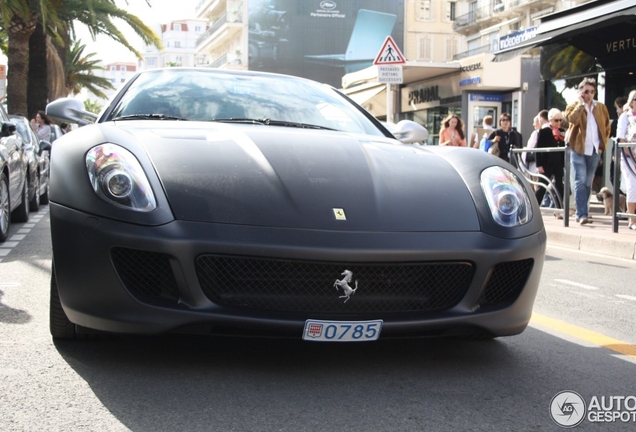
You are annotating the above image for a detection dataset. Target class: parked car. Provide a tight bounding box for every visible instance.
[49,124,64,143]
[9,115,51,212]
[0,105,29,243]
[46,67,545,340]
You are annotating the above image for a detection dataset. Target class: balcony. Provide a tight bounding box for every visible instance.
[196,12,243,51]
[453,0,555,34]
[453,44,492,61]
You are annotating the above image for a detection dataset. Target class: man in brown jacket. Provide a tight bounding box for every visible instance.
[564,77,611,225]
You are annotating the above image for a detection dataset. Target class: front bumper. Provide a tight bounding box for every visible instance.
[51,203,546,338]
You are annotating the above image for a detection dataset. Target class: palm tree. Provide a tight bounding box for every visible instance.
[83,98,103,114]
[1,0,162,116]
[65,41,115,99]
[0,0,63,115]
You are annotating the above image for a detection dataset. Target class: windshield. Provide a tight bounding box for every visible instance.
[105,69,384,137]
[9,117,33,145]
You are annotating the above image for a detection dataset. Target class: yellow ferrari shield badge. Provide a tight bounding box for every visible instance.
[333,208,346,220]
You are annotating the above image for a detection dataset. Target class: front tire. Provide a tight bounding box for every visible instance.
[11,179,29,223]
[0,173,10,243]
[50,263,77,339]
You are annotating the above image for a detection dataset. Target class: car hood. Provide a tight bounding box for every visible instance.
[122,123,480,232]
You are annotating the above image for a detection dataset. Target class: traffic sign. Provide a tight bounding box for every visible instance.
[377,65,403,84]
[373,36,406,65]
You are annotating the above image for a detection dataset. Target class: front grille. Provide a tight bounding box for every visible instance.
[478,259,534,310]
[195,256,474,314]
[111,247,180,304]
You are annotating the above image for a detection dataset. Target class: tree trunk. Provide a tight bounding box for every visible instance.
[28,22,49,120]
[6,15,36,117]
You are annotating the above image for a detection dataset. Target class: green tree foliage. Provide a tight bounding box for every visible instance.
[83,98,103,114]
[65,41,115,99]
[0,0,162,114]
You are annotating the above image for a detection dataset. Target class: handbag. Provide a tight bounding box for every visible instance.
[488,141,500,157]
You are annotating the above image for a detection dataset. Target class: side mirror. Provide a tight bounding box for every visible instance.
[39,140,52,155]
[1,121,17,137]
[393,120,428,144]
[46,98,98,126]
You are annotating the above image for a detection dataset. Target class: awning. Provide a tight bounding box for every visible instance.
[494,0,636,61]
[344,84,385,106]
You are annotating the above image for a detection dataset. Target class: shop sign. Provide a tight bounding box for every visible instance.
[460,63,482,72]
[459,77,481,87]
[469,93,503,102]
[407,85,439,105]
[0,65,5,100]
[605,37,636,54]
[497,26,538,51]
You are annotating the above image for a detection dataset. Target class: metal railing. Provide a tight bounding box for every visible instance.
[611,139,636,232]
[511,146,571,225]
[196,13,228,48]
[512,140,636,232]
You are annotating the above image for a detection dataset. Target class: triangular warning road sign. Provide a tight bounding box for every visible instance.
[373,36,406,65]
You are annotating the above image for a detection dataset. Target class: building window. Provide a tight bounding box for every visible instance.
[147,58,156,67]
[417,36,432,61]
[120,66,126,71]
[174,23,181,31]
[174,41,181,48]
[445,38,458,62]
[176,56,183,65]
[446,1,456,21]
[110,66,116,71]
[195,26,202,32]
[120,78,125,83]
[417,0,432,21]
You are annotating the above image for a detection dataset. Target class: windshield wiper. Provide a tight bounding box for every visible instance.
[211,118,335,130]
[113,114,187,121]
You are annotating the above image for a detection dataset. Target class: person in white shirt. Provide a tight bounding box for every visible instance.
[615,89,636,230]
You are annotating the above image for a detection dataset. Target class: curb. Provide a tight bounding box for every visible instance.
[545,227,636,260]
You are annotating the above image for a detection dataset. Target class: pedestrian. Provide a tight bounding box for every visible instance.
[472,115,494,148]
[439,114,467,147]
[615,89,636,230]
[535,109,566,211]
[487,113,520,164]
[563,77,611,225]
[524,110,549,174]
[30,110,53,141]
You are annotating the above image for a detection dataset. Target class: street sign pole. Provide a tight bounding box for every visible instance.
[373,36,405,123]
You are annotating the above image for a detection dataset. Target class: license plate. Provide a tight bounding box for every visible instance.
[303,319,383,342]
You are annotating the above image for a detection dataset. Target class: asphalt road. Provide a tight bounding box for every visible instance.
[1,206,635,431]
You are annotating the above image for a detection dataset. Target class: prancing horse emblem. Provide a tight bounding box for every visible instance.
[333,269,358,303]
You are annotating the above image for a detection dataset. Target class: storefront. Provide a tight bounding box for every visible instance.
[399,53,536,145]
[495,0,636,114]
[341,52,538,145]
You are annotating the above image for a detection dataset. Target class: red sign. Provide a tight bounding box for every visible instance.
[373,36,406,65]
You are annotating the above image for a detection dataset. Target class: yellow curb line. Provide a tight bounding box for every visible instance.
[531,312,636,360]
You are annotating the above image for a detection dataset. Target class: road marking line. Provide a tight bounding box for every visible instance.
[616,294,636,302]
[531,312,636,360]
[554,279,599,290]
[0,209,49,263]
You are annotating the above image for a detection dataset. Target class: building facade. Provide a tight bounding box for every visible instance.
[142,19,210,69]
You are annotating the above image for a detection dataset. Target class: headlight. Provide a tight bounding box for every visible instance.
[480,166,532,227]
[86,144,156,212]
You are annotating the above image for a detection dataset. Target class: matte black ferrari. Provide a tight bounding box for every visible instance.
[46,68,545,341]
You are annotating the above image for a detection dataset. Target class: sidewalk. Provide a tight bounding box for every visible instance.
[541,202,636,260]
